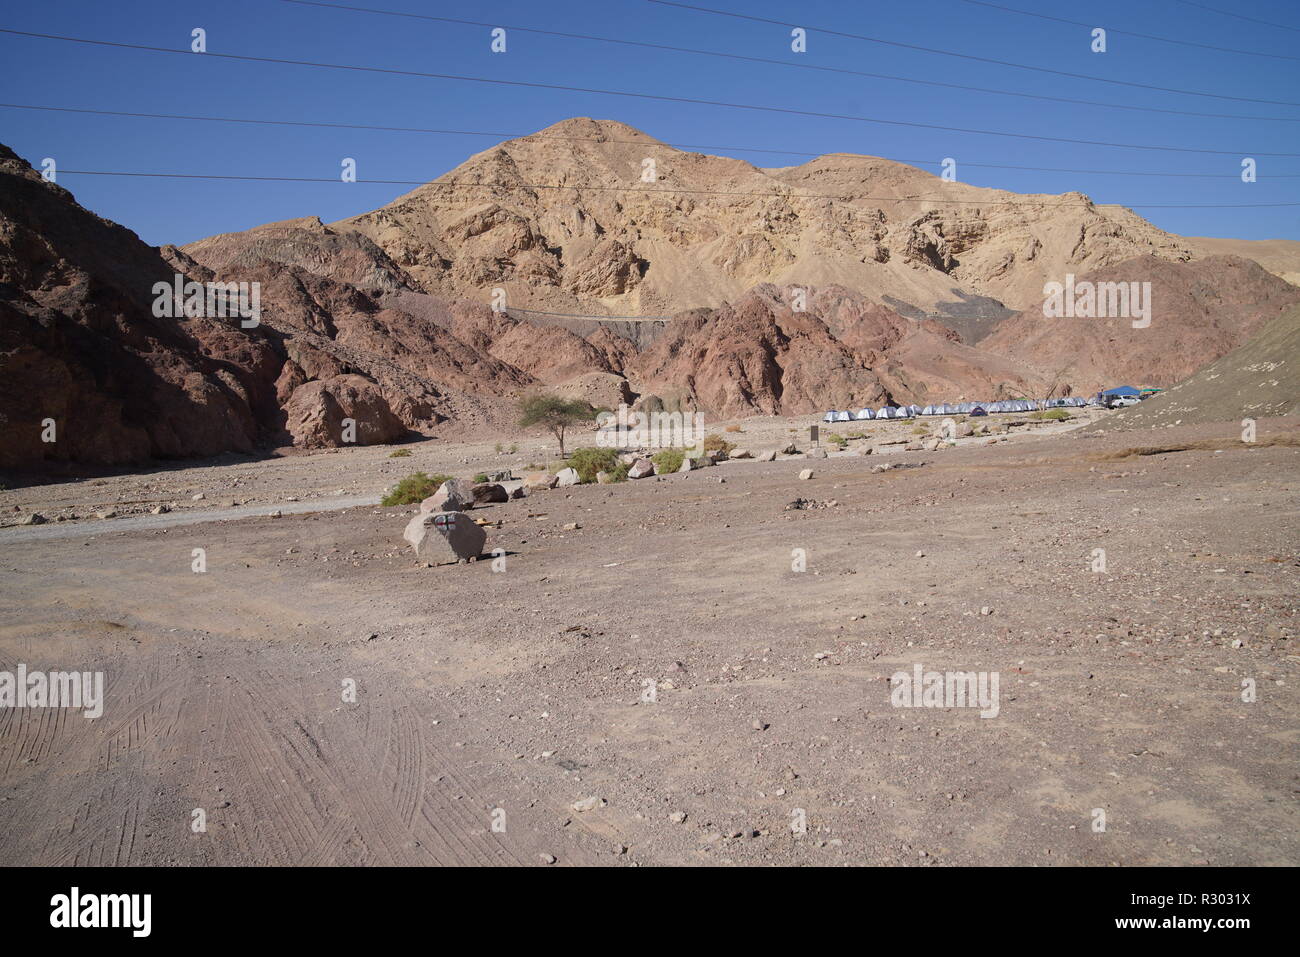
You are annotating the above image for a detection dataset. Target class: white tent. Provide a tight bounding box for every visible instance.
[904,404,922,417]
[855,407,875,420]
[822,411,837,423]
[834,409,852,422]
[878,406,897,418]
[920,405,937,416]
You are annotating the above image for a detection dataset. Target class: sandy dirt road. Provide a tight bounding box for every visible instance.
[0,417,1296,865]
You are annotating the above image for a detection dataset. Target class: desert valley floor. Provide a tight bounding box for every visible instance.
[0,413,1296,866]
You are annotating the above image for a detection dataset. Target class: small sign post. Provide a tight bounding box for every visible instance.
[810,424,819,447]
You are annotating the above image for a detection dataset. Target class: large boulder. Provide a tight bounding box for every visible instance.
[628,458,655,479]
[403,510,487,564]
[420,478,473,512]
[555,467,581,487]
[284,373,405,449]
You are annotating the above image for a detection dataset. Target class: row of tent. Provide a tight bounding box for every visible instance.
[822,396,1090,422]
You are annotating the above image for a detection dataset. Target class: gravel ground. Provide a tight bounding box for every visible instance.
[0,411,1295,866]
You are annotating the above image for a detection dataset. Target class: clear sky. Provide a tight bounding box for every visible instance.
[2,0,1297,246]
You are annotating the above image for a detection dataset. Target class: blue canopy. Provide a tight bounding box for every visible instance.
[1101,385,1141,397]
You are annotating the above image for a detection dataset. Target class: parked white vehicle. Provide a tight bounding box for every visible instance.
[1111,395,1140,408]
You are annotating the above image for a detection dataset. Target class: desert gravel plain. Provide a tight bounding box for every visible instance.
[1,412,1296,866]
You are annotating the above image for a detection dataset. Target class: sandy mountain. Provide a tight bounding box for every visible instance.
[980,255,1300,396]
[1097,302,1300,431]
[316,117,1228,324]
[182,118,1268,329]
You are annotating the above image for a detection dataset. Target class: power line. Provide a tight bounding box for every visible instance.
[8,101,1295,178]
[47,168,1300,208]
[274,0,1298,123]
[2,28,1296,156]
[643,0,1300,107]
[954,0,1299,60]
[1171,0,1300,34]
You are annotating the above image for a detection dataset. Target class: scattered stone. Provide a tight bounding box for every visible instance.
[95,510,117,520]
[191,493,205,501]
[555,467,580,487]
[980,606,993,616]
[524,471,558,491]
[572,796,605,813]
[677,456,694,473]
[669,811,687,824]
[150,505,170,515]
[421,478,473,513]
[729,448,753,459]
[628,458,655,479]
[751,719,769,731]
[798,469,814,480]
[596,471,614,484]
[539,853,556,865]
[18,513,45,526]
[470,482,509,505]
[806,447,828,459]
[757,450,778,462]
[509,486,528,500]
[562,522,580,531]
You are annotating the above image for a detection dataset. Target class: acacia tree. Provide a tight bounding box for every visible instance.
[518,393,596,458]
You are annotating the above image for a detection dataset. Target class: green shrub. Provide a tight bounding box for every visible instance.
[652,448,685,474]
[567,446,623,483]
[381,472,453,507]
[824,432,848,447]
[702,434,735,454]
[388,448,412,458]
[472,473,489,484]
[518,393,597,457]
[1031,409,1071,421]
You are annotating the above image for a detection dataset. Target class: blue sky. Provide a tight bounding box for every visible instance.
[2,0,1297,246]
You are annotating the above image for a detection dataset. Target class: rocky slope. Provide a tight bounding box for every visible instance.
[980,255,1300,395]
[1097,302,1300,430]
[0,145,280,468]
